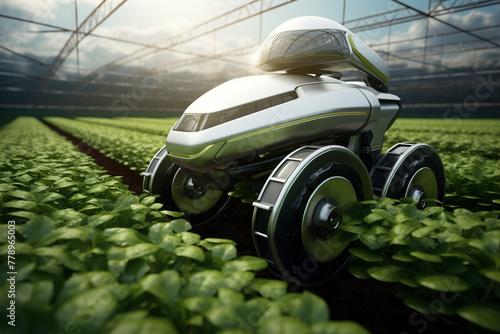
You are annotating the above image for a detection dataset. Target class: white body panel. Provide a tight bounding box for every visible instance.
[166,73,400,173]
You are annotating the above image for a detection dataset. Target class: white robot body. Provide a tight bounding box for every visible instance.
[142,16,445,287]
[166,73,400,173]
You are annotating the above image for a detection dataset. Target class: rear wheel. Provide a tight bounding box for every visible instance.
[143,146,229,225]
[252,145,373,287]
[166,164,229,224]
[370,143,445,208]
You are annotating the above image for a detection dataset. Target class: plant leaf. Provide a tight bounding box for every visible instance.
[3,200,37,210]
[392,254,416,262]
[180,232,200,245]
[173,245,205,262]
[257,316,310,334]
[480,268,500,283]
[348,247,384,262]
[22,215,56,243]
[223,256,268,273]
[140,270,180,305]
[312,320,371,334]
[409,251,442,263]
[37,227,90,246]
[367,265,407,283]
[281,291,329,325]
[108,317,177,334]
[414,273,471,292]
[56,286,120,333]
[250,279,288,300]
[457,303,500,332]
[211,244,237,262]
[36,246,86,271]
[218,287,245,306]
[185,270,226,297]
[348,262,371,280]
[205,306,239,329]
[170,219,192,233]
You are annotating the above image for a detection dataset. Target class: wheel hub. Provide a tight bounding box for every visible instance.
[407,185,427,209]
[312,199,342,239]
[405,167,438,209]
[302,176,356,263]
[172,169,224,215]
[183,177,205,200]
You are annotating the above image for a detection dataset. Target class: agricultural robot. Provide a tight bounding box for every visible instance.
[143,17,446,286]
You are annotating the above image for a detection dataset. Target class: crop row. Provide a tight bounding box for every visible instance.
[75,117,178,136]
[0,117,369,334]
[384,119,500,160]
[44,117,500,210]
[384,119,500,210]
[45,117,166,171]
[343,197,500,333]
[386,118,500,136]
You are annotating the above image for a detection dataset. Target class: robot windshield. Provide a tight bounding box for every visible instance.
[257,28,350,72]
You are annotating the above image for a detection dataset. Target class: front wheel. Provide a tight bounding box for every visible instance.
[252,145,373,287]
[143,146,229,224]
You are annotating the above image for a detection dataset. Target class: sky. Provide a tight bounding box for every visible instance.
[1,0,499,76]
[0,0,499,114]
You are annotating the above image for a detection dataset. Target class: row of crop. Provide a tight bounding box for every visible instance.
[75,117,178,136]
[0,117,369,334]
[342,197,500,333]
[45,117,165,171]
[385,118,499,136]
[45,117,499,210]
[384,119,500,210]
[384,119,500,160]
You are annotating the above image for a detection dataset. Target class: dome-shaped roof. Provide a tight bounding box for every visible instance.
[255,16,390,85]
[267,16,351,36]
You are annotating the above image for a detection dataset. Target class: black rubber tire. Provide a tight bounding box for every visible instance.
[160,163,230,225]
[371,143,445,207]
[253,145,373,287]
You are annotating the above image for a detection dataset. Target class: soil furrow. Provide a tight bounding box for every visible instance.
[42,120,144,194]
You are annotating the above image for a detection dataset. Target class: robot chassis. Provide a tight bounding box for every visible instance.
[143,17,446,286]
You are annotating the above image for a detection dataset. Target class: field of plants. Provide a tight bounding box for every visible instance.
[1,116,499,333]
[0,118,368,334]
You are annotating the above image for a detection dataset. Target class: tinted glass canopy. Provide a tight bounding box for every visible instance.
[256,29,350,72]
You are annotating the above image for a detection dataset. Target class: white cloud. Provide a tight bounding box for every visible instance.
[361,6,500,72]
[0,0,100,20]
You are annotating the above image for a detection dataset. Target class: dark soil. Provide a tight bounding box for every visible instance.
[43,120,143,194]
[45,120,471,334]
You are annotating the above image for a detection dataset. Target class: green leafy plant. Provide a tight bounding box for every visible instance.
[228,181,259,204]
[384,119,500,211]
[344,197,500,333]
[1,117,370,334]
[76,117,178,136]
[45,117,167,171]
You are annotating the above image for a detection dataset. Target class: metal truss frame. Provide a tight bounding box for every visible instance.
[0,0,499,111]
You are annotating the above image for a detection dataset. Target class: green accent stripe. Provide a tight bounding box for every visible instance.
[228,111,367,142]
[169,144,214,159]
[348,35,389,84]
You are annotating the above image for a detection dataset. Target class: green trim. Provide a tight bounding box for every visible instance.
[228,111,367,142]
[169,144,214,159]
[348,35,389,84]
